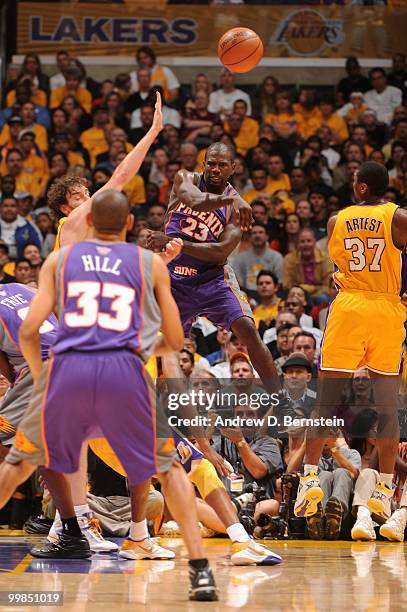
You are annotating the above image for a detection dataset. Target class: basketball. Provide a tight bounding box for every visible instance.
[217,27,263,73]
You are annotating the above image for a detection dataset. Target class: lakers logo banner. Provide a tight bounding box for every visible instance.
[17,3,407,58]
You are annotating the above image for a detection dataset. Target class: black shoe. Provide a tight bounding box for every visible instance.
[189,563,218,601]
[30,533,92,559]
[306,502,324,540]
[23,515,53,535]
[325,497,343,540]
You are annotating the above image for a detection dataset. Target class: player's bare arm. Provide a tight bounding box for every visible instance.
[19,253,59,382]
[327,214,338,243]
[59,93,163,246]
[152,254,184,355]
[173,170,252,231]
[392,207,407,249]
[147,210,242,265]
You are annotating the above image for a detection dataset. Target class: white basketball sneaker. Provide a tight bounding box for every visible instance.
[351,516,376,541]
[118,537,176,560]
[380,509,407,542]
[48,514,118,553]
[230,540,282,566]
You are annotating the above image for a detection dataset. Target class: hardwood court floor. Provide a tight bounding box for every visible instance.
[1,532,407,611]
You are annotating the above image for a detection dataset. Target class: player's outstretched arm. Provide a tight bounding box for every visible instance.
[60,93,163,246]
[152,254,184,355]
[147,211,242,265]
[19,253,58,382]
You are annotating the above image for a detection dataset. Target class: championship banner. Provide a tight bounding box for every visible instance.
[17,3,407,58]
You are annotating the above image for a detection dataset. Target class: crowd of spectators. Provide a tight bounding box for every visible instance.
[1,47,407,540]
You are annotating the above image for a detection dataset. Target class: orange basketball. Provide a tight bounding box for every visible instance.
[217,27,263,74]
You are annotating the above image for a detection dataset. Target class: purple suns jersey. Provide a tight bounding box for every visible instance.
[0,283,58,374]
[52,241,161,360]
[165,173,237,277]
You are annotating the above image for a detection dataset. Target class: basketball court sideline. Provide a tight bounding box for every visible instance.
[1,533,406,610]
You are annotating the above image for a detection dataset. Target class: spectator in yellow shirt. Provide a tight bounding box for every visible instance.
[0,115,23,151]
[79,104,110,166]
[252,270,281,333]
[6,77,47,108]
[1,102,49,153]
[4,149,42,200]
[243,167,274,204]
[53,133,86,169]
[223,112,252,157]
[294,88,322,139]
[265,90,303,140]
[16,130,48,196]
[224,99,259,156]
[50,66,92,114]
[267,155,291,193]
[318,98,349,145]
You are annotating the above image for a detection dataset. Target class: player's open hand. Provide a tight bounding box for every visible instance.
[152,91,163,134]
[160,238,183,265]
[233,197,253,232]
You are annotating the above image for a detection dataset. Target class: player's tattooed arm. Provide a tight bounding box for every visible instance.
[19,252,58,382]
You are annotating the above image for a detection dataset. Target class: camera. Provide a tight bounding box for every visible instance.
[232,482,268,536]
[254,473,305,540]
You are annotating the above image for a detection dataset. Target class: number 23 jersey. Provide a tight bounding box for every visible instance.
[329,201,402,295]
[165,173,237,277]
[52,241,161,359]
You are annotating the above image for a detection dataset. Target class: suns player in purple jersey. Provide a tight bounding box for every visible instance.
[0,190,218,601]
[147,142,280,394]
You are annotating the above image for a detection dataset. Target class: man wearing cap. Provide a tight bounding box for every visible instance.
[0,116,23,151]
[79,104,110,166]
[282,352,316,420]
[210,333,251,379]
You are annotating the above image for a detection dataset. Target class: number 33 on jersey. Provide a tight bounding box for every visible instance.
[329,202,402,295]
[52,242,161,358]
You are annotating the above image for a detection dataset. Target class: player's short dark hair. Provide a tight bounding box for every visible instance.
[293,330,317,349]
[205,142,234,161]
[256,270,279,286]
[47,175,87,220]
[356,161,389,196]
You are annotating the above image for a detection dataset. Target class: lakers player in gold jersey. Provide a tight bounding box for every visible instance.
[294,162,407,539]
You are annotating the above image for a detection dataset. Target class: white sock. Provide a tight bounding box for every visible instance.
[379,473,393,488]
[226,523,250,543]
[304,464,318,476]
[357,505,371,520]
[130,519,148,541]
[74,504,90,517]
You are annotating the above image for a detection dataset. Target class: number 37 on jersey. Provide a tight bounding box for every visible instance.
[344,237,385,272]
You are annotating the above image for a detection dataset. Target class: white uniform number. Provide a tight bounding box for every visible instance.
[344,237,385,272]
[64,281,135,332]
